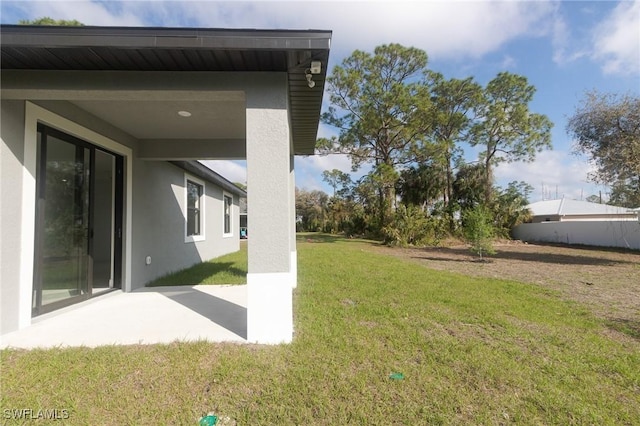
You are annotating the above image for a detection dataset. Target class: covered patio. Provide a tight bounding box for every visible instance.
[1,25,332,344]
[0,285,248,349]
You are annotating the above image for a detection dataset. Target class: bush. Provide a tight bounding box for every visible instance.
[382,205,445,247]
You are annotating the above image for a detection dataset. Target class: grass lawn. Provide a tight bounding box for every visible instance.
[147,243,247,286]
[1,234,639,425]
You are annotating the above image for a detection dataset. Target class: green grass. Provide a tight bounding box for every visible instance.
[2,234,639,425]
[147,243,247,286]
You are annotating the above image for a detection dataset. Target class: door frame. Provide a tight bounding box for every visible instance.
[19,102,133,327]
[33,124,124,316]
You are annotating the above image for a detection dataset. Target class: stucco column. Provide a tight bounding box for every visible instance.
[289,155,297,289]
[245,77,294,344]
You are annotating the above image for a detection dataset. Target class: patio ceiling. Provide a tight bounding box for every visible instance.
[0,25,332,155]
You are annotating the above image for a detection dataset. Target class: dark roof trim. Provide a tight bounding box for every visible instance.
[0,24,331,155]
[0,24,331,51]
[171,161,247,197]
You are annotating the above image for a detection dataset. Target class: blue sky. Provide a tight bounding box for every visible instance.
[2,0,639,202]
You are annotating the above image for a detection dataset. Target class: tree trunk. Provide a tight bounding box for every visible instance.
[445,148,455,232]
[378,185,386,228]
[484,150,493,205]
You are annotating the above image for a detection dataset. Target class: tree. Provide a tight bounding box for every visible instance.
[452,163,487,212]
[321,169,352,198]
[349,174,384,234]
[318,44,433,228]
[396,162,446,211]
[427,73,482,212]
[19,17,84,26]
[491,181,533,237]
[295,188,329,232]
[608,177,640,208]
[321,169,355,233]
[462,205,496,260]
[470,72,553,203]
[567,91,640,188]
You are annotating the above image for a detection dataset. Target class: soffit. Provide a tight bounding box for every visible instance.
[70,99,246,140]
[0,25,331,155]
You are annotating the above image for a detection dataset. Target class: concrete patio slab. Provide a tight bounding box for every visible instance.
[0,285,247,349]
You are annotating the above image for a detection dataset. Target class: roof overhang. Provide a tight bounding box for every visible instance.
[172,161,247,197]
[0,25,331,155]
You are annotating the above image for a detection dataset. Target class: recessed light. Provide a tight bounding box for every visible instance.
[178,110,192,117]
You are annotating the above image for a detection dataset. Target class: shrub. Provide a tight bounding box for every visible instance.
[462,205,496,259]
[382,205,445,247]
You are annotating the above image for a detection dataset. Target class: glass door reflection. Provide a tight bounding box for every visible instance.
[40,135,91,308]
[33,124,124,316]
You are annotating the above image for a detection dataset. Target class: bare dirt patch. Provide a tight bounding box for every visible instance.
[369,241,640,338]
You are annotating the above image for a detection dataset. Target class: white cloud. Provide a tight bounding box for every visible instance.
[499,55,517,70]
[317,123,338,140]
[295,153,372,191]
[4,1,564,72]
[493,150,605,202]
[199,160,247,184]
[6,0,144,26]
[201,156,360,193]
[550,5,589,66]
[54,0,557,62]
[591,0,640,75]
[296,153,352,174]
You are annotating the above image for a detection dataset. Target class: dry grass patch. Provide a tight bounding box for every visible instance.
[370,240,640,340]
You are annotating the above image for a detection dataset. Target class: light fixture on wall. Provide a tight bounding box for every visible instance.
[305,69,315,88]
[178,110,192,117]
[305,60,322,89]
[310,61,321,74]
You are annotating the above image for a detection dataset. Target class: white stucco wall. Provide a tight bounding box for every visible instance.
[131,160,240,288]
[513,221,640,250]
[1,100,26,334]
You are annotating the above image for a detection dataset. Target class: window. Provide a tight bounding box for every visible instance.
[223,193,233,236]
[185,176,205,242]
[187,180,203,236]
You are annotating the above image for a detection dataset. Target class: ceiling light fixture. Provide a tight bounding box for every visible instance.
[178,110,192,117]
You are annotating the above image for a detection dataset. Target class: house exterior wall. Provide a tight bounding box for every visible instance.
[1,100,26,334]
[513,221,640,250]
[131,159,240,288]
[0,100,242,335]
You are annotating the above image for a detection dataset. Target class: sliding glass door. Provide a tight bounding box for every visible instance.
[92,149,117,291]
[33,124,123,316]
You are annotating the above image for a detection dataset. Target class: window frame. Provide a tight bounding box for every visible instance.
[223,192,233,238]
[184,174,205,243]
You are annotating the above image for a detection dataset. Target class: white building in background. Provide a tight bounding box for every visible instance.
[513,199,640,250]
[525,199,639,223]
